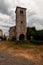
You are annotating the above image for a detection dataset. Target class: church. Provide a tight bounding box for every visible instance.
[9,6,27,41]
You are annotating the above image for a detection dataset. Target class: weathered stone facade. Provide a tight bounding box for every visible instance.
[9,6,27,41]
[9,26,16,40]
[16,7,27,40]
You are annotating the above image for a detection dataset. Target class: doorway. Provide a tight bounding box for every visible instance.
[19,34,25,40]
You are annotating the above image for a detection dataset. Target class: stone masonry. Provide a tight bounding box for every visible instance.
[15,6,27,40]
[9,6,27,41]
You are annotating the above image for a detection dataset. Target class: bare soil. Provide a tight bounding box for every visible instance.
[0,42,43,65]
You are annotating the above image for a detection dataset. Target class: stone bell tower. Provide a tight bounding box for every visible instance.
[15,6,27,41]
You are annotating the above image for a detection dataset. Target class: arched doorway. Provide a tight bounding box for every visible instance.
[19,34,25,40]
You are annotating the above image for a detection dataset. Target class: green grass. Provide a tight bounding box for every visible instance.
[1,41,43,56]
[1,41,37,49]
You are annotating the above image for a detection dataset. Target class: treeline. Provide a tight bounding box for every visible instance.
[27,27,43,41]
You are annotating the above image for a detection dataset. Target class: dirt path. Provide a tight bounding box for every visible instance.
[0,42,43,65]
[0,49,39,65]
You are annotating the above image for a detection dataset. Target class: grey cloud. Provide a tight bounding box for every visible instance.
[27,11,36,17]
[0,0,43,35]
[27,17,43,28]
[0,0,16,25]
[0,0,15,20]
[0,0,9,15]
[0,25,10,28]
[9,11,16,22]
[27,10,43,27]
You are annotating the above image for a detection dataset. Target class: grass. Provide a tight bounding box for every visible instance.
[0,41,43,65]
[1,41,37,49]
[1,41,43,52]
[0,41,43,58]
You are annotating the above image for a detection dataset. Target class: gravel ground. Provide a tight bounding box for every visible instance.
[0,49,41,65]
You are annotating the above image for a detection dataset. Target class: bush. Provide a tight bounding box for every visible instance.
[30,40,43,45]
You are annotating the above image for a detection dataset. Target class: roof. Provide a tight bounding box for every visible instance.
[9,26,16,32]
[15,6,26,13]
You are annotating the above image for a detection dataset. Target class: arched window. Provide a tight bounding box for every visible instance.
[20,10,23,14]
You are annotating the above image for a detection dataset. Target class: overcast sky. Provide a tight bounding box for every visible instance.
[0,0,43,35]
